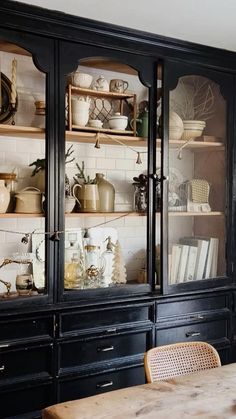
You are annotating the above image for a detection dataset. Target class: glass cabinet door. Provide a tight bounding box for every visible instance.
[59,43,155,299]
[162,62,231,292]
[0,35,53,305]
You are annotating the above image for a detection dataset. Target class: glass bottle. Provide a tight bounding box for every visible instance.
[64,252,84,289]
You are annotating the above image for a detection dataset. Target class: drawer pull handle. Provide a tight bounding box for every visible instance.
[0,344,9,349]
[0,365,5,372]
[106,328,117,334]
[186,332,201,338]
[97,346,114,352]
[96,380,113,389]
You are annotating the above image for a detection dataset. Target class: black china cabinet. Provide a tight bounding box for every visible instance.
[0,1,235,417]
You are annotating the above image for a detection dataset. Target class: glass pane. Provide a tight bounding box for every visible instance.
[0,41,46,300]
[168,75,226,284]
[64,57,148,290]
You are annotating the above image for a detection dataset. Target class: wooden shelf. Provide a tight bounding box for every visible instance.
[71,125,134,136]
[0,124,225,151]
[66,211,146,217]
[66,130,145,145]
[0,211,224,219]
[0,213,44,218]
[70,85,135,100]
[0,124,44,139]
[168,211,224,217]
[168,139,225,150]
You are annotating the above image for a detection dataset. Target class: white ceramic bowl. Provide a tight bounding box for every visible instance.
[72,72,93,88]
[108,113,128,130]
[182,120,206,141]
[88,119,103,128]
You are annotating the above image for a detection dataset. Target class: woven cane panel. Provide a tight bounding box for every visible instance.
[145,342,221,383]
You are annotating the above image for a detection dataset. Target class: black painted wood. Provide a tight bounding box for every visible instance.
[0,1,235,417]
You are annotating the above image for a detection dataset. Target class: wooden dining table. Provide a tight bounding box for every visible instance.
[42,363,236,419]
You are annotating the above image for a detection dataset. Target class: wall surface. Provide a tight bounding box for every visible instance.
[13,0,236,52]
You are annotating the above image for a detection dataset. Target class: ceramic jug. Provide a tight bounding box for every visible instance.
[96,173,115,212]
[72,183,100,212]
[131,108,149,137]
[92,75,109,92]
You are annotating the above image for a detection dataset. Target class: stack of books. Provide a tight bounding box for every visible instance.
[169,236,219,284]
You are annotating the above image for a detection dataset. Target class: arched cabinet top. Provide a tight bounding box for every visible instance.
[164,59,233,100]
[59,41,155,88]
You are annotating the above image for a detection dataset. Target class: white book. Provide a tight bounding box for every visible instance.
[210,238,219,277]
[204,238,215,278]
[179,237,209,281]
[176,245,189,283]
[168,254,172,284]
[184,246,198,281]
[170,244,182,284]
[193,236,219,279]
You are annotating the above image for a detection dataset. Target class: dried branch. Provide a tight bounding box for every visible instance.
[170,76,218,121]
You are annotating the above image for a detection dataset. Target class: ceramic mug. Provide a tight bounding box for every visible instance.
[73,184,100,212]
[109,79,129,93]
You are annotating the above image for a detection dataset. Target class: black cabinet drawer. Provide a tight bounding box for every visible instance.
[60,304,152,336]
[0,381,53,418]
[59,330,150,372]
[156,294,230,320]
[59,365,145,402]
[0,343,53,386]
[156,318,229,346]
[0,316,53,344]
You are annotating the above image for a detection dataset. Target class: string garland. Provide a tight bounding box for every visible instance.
[0,212,134,244]
[94,132,147,165]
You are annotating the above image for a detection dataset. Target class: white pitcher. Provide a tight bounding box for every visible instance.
[0,179,10,213]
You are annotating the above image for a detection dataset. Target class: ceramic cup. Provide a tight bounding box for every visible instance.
[109,79,129,93]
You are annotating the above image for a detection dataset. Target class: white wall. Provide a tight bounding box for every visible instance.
[14,0,236,52]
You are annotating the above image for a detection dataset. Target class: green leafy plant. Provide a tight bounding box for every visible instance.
[73,161,97,185]
[29,144,75,176]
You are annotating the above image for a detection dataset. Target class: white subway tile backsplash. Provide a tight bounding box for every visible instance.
[0,138,16,152]
[115,159,135,171]
[96,158,115,170]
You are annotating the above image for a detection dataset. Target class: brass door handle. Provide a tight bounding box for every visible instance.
[185,332,201,337]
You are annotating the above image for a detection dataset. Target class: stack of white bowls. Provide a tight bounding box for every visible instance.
[182,120,206,141]
[72,97,90,126]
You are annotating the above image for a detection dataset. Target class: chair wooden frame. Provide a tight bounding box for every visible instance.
[144,341,221,383]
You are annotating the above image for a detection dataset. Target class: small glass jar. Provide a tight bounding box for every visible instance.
[133,184,147,212]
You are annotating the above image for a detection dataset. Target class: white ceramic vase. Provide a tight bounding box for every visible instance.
[0,180,10,213]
